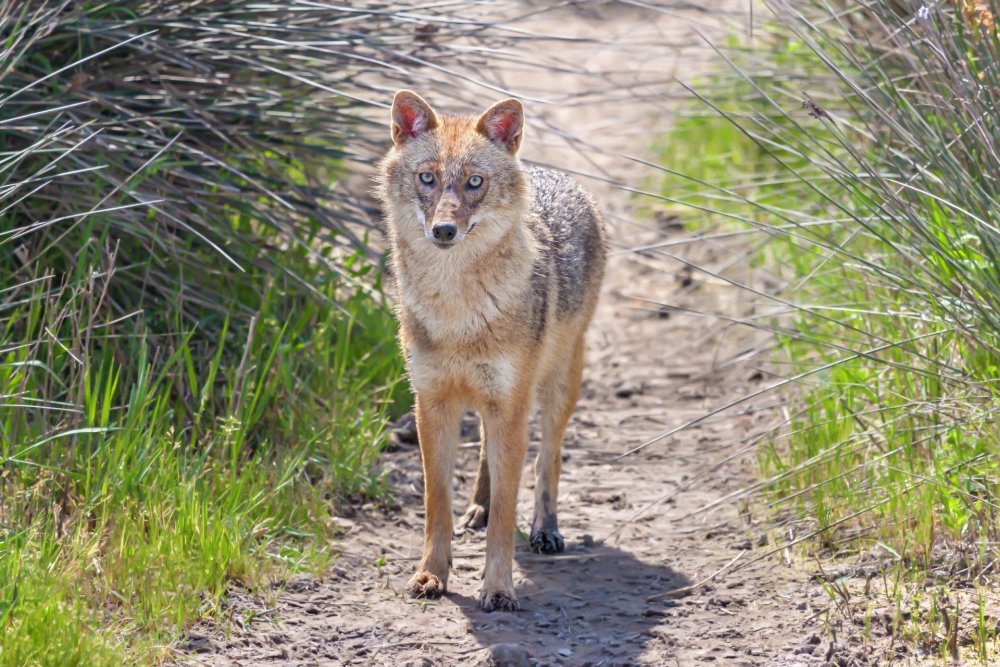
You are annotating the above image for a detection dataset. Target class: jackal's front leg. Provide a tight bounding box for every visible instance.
[408,393,460,599]
[479,402,530,612]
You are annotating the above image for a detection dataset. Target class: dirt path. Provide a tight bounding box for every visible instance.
[179,3,848,665]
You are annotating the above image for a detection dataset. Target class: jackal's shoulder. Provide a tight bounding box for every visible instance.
[523,165,607,317]
[526,165,593,221]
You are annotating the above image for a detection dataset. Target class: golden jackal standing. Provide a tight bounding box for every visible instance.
[376,91,607,611]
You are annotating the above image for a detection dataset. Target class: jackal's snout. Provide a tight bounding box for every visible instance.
[428,192,467,248]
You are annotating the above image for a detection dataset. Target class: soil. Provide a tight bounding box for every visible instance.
[175,3,935,666]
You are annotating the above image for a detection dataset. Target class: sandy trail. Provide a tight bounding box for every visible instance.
[180,3,842,665]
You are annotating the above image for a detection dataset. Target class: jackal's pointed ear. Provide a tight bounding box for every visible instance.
[391,90,439,145]
[476,98,523,154]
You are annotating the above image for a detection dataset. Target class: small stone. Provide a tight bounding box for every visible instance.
[389,413,419,445]
[332,516,356,532]
[460,412,481,441]
[581,534,595,548]
[483,643,531,667]
[558,647,572,657]
[613,380,644,399]
[794,636,821,655]
[181,634,215,654]
[404,659,434,667]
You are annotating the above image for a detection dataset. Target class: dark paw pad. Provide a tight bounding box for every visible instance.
[479,589,521,612]
[529,528,564,554]
[459,503,489,531]
[408,571,446,599]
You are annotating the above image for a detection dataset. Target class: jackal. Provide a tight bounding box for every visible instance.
[376,90,607,611]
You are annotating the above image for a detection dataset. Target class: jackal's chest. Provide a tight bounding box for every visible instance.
[398,279,527,402]
[406,346,519,404]
[397,260,529,345]
[402,286,502,343]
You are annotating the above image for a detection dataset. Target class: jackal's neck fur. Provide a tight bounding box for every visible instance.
[388,185,538,344]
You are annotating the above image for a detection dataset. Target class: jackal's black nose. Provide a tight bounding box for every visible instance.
[432,223,457,242]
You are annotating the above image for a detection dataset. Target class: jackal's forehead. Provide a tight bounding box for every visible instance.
[397,116,509,174]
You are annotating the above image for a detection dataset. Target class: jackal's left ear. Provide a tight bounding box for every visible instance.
[391,90,439,145]
[476,98,523,154]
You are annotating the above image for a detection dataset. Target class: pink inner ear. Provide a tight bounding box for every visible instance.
[482,105,522,150]
[488,115,516,142]
[392,97,430,143]
[395,102,427,140]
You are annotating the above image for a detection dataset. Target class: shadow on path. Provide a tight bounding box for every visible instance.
[451,540,690,666]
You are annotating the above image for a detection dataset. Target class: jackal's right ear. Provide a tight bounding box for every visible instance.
[476,98,523,154]
[391,91,439,145]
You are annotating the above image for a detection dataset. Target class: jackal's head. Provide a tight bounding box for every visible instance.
[377,91,529,251]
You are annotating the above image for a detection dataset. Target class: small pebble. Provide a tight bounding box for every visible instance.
[484,643,530,667]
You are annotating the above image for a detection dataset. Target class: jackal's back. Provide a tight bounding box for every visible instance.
[526,165,607,320]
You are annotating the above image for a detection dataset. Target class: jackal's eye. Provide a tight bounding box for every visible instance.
[418,172,435,185]
[467,175,483,189]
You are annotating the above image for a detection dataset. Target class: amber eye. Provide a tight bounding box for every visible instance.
[467,175,483,188]
[419,172,435,185]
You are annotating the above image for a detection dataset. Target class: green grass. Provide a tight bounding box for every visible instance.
[0,2,417,663]
[0,259,406,665]
[655,1,1000,660]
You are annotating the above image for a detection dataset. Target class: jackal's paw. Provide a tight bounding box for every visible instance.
[407,571,446,599]
[479,587,520,612]
[529,527,564,554]
[458,503,488,531]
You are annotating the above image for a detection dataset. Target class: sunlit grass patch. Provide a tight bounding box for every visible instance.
[0,264,404,664]
[655,0,1000,660]
[0,2,416,663]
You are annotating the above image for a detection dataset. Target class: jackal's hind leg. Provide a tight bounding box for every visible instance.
[459,428,490,531]
[530,335,585,554]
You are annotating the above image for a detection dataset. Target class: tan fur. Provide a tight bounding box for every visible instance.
[376,90,606,612]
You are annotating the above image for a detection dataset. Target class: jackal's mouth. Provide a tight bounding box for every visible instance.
[432,240,456,250]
